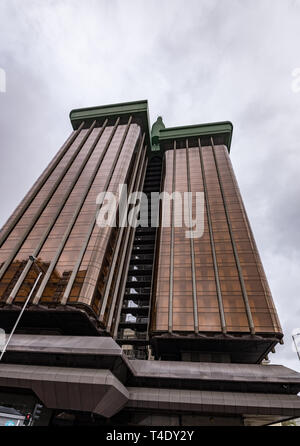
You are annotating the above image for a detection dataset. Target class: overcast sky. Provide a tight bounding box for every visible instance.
[0,0,300,371]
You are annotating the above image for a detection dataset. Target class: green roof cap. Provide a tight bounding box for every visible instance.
[70,99,151,149]
[159,121,233,151]
[69,100,233,153]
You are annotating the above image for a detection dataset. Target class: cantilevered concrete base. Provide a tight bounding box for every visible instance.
[0,335,300,426]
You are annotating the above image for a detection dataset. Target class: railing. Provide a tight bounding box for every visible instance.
[125,287,151,295]
[123,300,150,309]
[126,275,152,283]
[118,332,148,340]
[120,316,149,324]
[122,350,148,360]
[132,245,155,252]
[129,265,152,272]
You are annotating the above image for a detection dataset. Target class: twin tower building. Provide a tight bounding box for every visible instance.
[0,100,299,426]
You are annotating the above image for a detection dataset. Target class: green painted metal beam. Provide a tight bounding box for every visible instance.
[70,99,151,150]
[69,100,233,153]
[159,121,233,151]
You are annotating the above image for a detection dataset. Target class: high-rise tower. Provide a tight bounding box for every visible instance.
[0,100,299,426]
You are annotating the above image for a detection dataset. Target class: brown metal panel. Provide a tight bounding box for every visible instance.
[39,121,120,300]
[152,139,280,339]
[185,141,199,333]
[152,150,173,331]
[60,118,133,305]
[99,134,146,322]
[198,139,226,333]
[77,120,139,309]
[32,120,109,305]
[172,147,194,332]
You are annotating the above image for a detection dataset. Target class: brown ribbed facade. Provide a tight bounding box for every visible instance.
[152,141,281,333]
[151,139,281,356]
[0,101,282,363]
[0,102,295,426]
[151,138,282,358]
[0,116,147,334]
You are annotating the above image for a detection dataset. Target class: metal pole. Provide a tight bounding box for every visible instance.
[0,271,42,361]
[292,334,300,361]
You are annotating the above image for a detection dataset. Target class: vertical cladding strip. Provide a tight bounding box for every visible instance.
[32,119,111,305]
[0,123,85,248]
[6,121,98,303]
[168,141,176,333]
[0,120,93,282]
[198,138,227,333]
[185,140,199,333]
[211,137,255,334]
[62,116,133,305]
[110,156,148,336]
[99,134,146,320]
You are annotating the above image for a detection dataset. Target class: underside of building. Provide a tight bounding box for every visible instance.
[1,335,300,426]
